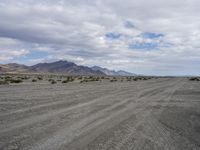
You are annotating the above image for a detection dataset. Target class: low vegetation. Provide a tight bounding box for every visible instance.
[189,77,200,81]
[37,76,43,80]
[62,76,75,83]
[0,74,153,85]
[51,80,57,84]
[32,79,37,82]
[0,80,9,85]
[110,77,118,82]
[80,76,101,83]
[9,79,23,83]
[3,77,23,84]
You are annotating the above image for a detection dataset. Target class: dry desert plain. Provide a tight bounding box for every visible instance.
[0,75,200,150]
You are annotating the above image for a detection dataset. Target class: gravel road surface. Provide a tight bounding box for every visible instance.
[0,78,200,150]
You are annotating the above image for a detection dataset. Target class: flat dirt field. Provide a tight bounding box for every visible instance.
[0,77,200,150]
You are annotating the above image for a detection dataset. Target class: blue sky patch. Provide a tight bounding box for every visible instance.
[25,51,48,59]
[105,32,121,39]
[15,50,48,63]
[141,32,164,39]
[1,51,48,65]
[129,42,158,50]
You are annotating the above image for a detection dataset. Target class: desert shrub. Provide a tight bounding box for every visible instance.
[62,77,74,83]
[69,78,74,82]
[19,77,25,80]
[48,79,53,82]
[132,77,144,81]
[37,76,43,80]
[16,76,28,80]
[110,77,118,82]
[80,79,89,83]
[51,80,57,84]
[0,80,9,85]
[19,76,29,80]
[62,79,72,83]
[32,79,37,82]
[24,76,30,80]
[62,80,68,83]
[5,76,12,80]
[189,77,200,81]
[90,77,99,81]
[126,77,132,81]
[9,79,23,83]
[110,79,117,82]
[88,76,93,79]
[78,76,83,80]
[79,76,102,83]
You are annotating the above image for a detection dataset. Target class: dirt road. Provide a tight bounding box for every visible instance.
[0,78,200,150]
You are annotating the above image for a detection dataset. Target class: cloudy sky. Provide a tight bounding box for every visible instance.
[0,0,200,75]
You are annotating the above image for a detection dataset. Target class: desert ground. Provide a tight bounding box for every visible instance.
[0,75,200,150]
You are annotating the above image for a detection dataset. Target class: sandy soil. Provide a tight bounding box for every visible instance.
[0,78,200,150]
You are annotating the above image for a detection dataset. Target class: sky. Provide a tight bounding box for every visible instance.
[0,0,200,75]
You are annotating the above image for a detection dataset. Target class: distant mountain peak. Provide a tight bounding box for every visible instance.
[30,60,105,75]
[0,60,136,76]
[91,66,136,76]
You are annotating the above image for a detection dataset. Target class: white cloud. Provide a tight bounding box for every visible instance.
[0,37,29,61]
[0,0,200,75]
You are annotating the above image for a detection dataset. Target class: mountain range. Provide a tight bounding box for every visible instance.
[0,60,135,76]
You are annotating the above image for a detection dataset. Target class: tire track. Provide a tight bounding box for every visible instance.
[64,78,185,150]
[28,79,181,150]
